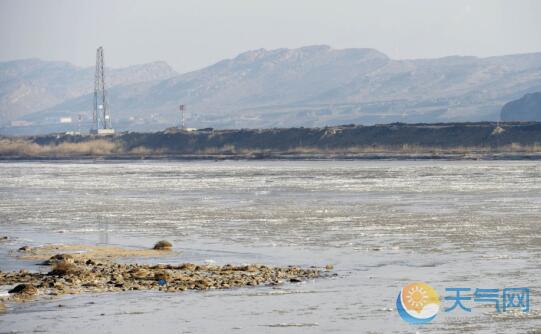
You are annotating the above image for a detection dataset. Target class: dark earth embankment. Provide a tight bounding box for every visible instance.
[1,122,541,160]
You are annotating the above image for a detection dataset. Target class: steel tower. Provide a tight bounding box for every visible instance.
[93,47,112,130]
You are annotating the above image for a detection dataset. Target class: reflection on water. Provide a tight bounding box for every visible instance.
[97,215,109,245]
[0,160,540,333]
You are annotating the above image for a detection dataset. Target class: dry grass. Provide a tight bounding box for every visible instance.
[196,144,237,155]
[197,145,281,155]
[0,138,120,156]
[2,138,540,157]
[129,146,157,155]
[194,143,541,156]
[286,143,541,155]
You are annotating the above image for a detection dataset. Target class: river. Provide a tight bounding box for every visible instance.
[0,160,540,333]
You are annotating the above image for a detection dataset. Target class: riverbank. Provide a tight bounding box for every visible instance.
[1,122,541,160]
[2,152,541,161]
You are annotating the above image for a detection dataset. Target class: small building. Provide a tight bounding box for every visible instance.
[65,131,81,136]
[91,128,115,135]
[10,120,32,127]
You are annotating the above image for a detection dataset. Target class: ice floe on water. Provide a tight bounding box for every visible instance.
[0,160,540,333]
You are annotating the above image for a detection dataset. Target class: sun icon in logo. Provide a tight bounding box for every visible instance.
[404,284,429,312]
[396,282,440,324]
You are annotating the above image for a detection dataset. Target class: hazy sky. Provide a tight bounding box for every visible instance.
[1,0,540,73]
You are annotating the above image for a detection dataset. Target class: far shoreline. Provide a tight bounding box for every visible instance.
[2,122,541,161]
[2,152,541,161]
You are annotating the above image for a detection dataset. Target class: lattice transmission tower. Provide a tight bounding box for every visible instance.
[93,46,113,131]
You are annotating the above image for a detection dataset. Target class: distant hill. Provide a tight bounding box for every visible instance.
[501,92,541,121]
[2,46,541,135]
[0,59,177,123]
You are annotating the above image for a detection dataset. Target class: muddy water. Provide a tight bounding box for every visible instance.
[0,160,540,333]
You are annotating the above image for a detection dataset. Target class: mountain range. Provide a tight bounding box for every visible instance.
[1,45,541,135]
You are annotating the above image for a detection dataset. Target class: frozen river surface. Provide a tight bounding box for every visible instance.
[0,160,540,333]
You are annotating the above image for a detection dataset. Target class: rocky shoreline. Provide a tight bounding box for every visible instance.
[0,242,327,305]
